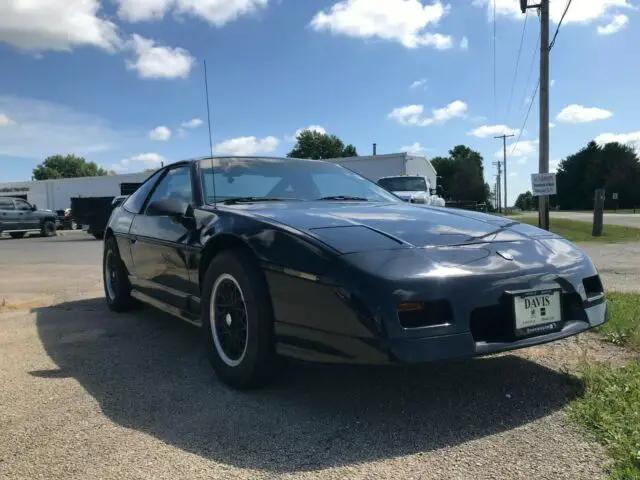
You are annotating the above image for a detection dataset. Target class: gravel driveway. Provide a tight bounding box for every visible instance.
[0,234,634,479]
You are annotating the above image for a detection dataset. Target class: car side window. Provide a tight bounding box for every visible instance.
[144,166,193,213]
[15,200,31,211]
[122,169,164,214]
[0,198,15,210]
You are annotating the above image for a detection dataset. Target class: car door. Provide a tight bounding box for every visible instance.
[0,198,18,230]
[13,199,37,230]
[128,164,195,312]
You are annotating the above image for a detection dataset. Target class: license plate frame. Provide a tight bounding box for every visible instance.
[509,288,563,338]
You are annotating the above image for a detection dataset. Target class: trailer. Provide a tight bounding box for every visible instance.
[323,152,444,206]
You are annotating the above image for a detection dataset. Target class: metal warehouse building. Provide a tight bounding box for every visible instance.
[0,172,152,211]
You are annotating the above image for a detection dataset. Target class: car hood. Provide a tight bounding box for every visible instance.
[236,201,558,253]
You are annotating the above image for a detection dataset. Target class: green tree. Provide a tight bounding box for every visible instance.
[430,145,489,203]
[33,154,107,180]
[555,141,640,210]
[515,191,536,211]
[287,130,358,159]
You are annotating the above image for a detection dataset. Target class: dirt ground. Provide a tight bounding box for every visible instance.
[0,233,637,480]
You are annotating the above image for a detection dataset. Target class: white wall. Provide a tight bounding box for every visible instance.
[0,172,151,210]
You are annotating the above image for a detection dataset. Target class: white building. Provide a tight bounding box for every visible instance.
[0,172,151,211]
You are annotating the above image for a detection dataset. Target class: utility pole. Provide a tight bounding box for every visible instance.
[494,134,514,213]
[492,160,502,213]
[520,0,550,230]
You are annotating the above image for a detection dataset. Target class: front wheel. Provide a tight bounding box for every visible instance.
[9,232,26,239]
[103,237,136,312]
[201,250,277,389]
[40,220,56,237]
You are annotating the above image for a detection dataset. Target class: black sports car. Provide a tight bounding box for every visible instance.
[103,156,609,389]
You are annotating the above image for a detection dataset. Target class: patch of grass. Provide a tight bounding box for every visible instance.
[597,293,640,350]
[570,362,640,479]
[517,217,640,243]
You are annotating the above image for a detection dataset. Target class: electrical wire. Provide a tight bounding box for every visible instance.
[509,78,540,159]
[505,9,529,121]
[549,0,573,51]
[492,0,497,118]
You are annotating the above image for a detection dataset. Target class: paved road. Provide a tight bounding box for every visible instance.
[0,233,636,479]
[519,211,640,228]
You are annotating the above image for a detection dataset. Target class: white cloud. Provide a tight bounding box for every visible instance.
[410,78,428,89]
[473,0,633,25]
[597,14,629,35]
[286,125,326,142]
[116,0,269,26]
[0,113,16,127]
[497,139,539,159]
[509,172,517,177]
[460,36,469,51]
[388,100,468,126]
[556,104,613,123]
[0,95,133,160]
[550,159,560,173]
[550,79,556,87]
[549,122,556,128]
[468,124,519,138]
[181,118,203,128]
[595,131,640,146]
[111,152,166,173]
[0,0,121,52]
[125,34,195,79]
[150,125,172,141]
[517,158,527,165]
[214,135,279,155]
[309,0,454,49]
[400,142,426,154]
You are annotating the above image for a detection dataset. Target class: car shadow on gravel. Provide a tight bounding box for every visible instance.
[33,298,582,473]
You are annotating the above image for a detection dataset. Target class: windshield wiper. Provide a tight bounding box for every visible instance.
[221,196,299,205]
[316,195,369,201]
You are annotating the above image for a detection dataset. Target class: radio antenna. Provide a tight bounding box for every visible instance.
[203,59,217,204]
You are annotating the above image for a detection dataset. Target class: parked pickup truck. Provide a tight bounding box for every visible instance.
[0,196,60,238]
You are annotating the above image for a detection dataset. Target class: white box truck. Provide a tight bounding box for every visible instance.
[323,152,445,206]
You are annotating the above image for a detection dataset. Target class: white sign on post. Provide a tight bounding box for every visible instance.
[531,173,557,196]
[612,193,619,200]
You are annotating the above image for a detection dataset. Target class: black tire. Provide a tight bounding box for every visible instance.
[9,232,26,239]
[40,220,56,237]
[201,249,277,389]
[103,236,136,312]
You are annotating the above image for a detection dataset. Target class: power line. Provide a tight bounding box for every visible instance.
[509,78,540,159]
[505,9,529,120]
[520,29,540,116]
[549,0,573,51]
[492,0,497,118]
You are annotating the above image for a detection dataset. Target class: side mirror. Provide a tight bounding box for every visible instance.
[146,197,188,218]
[31,204,38,211]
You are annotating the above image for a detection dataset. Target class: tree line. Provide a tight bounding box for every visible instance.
[515,140,640,211]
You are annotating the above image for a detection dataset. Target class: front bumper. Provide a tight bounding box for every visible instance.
[387,299,609,363]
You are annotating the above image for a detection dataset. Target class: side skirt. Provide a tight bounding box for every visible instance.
[131,289,202,327]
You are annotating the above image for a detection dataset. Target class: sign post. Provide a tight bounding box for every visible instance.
[593,189,606,237]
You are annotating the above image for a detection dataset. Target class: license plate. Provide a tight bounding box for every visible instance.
[513,289,562,337]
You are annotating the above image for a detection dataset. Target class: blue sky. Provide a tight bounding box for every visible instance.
[0,0,638,205]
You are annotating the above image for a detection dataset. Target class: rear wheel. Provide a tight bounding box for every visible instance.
[40,220,56,237]
[9,232,26,239]
[201,250,277,389]
[103,236,136,312]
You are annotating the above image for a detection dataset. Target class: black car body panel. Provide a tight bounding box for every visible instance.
[105,157,608,366]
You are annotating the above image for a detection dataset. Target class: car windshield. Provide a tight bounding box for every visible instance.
[199,157,401,204]
[377,176,427,192]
